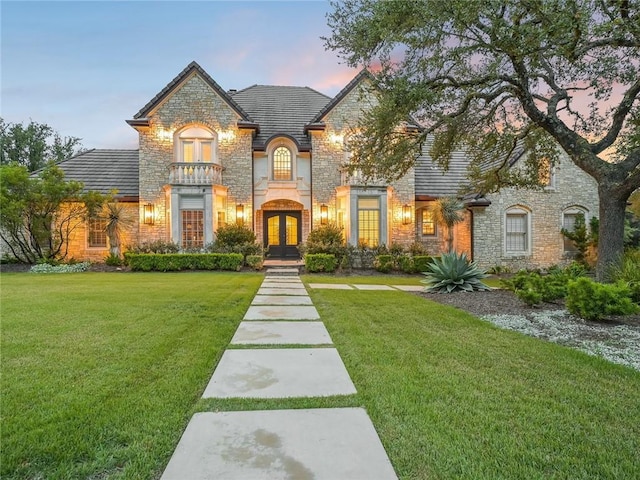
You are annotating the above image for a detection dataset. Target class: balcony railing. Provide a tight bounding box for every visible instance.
[340,168,387,186]
[169,162,224,185]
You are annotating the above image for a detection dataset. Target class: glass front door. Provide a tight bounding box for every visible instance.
[264,211,301,259]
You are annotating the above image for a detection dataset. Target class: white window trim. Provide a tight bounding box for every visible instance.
[87,217,108,249]
[504,206,532,256]
[174,126,218,163]
[267,138,297,182]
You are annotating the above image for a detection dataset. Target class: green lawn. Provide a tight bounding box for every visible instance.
[2,272,639,479]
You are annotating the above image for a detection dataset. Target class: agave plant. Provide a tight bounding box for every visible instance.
[422,251,491,293]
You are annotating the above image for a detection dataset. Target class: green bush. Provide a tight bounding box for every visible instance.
[127,240,180,254]
[397,255,434,274]
[301,224,346,263]
[125,253,243,272]
[414,255,434,273]
[215,224,256,246]
[374,255,395,273]
[566,277,639,321]
[104,254,123,266]
[304,253,337,273]
[246,255,264,271]
[609,249,640,304]
[422,252,490,293]
[501,264,587,306]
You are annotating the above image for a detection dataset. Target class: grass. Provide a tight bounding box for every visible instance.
[2,272,639,479]
[310,289,640,479]
[0,272,262,480]
[301,273,503,288]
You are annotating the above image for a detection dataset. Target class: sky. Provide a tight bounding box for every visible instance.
[1,0,358,150]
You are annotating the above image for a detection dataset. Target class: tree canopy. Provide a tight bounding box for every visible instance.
[0,118,83,172]
[326,0,640,279]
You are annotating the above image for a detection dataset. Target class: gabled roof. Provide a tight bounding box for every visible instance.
[129,61,252,123]
[307,69,372,127]
[53,149,139,199]
[231,85,331,151]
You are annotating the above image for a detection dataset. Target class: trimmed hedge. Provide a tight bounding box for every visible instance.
[374,255,395,273]
[304,253,337,273]
[399,255,434,274]
[125,253,243,272]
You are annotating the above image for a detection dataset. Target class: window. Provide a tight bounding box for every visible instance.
[273,146,292,180]
[182,210,204,248]
[539,158,556,188]
[422,209,436,235]
[563,209,586,252]
[505,207,530,254]
[358,197,380,247]
[88,217,107,248]
[177,126,216,163]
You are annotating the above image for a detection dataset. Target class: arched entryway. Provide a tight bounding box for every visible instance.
[259,200,306,259]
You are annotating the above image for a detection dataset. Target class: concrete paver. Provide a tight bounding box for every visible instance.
[260,281,306,289]
[244,305,319,320]
[264,276,303,283]
[393,285,425,291]
[257,287,308,296]
[252,295,313,306]
[353,284,396,290]
[231,321,332,345]
[308,283,354,290]
[160,408,397,480]
[265,268,300,275]
[202,348,356,398]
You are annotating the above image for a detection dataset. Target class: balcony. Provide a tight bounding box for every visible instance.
[340,168,387,187]
[169,162,224,185]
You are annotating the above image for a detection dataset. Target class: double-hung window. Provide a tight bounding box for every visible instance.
[88,217,107,248]
[422,209,436,235]
[505,207,530,254]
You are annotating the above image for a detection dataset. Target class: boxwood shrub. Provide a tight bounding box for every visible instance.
[304,253,337,273]
[374,254,395,273]
[399,255,434,274]
[125,253,243,272]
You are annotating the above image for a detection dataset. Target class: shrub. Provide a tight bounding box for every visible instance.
[128,240,180,254]
[566,277,639,321]
[104,254,123,266]
[125,253,243,272]
[501,264,587,306]
[398,255,434,274]
[374,255,394,273]
[215,224,256,246]
[30,262,91,274]
[609,249,640,304]
[304,253,337,273]
[246,255,264,271]
[421,252,490,293]
[407,242,428,256]
[301,224,346,262]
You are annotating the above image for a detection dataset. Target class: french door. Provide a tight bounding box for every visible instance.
[264,211,301,259]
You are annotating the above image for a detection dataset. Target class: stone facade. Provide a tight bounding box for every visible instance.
[471,152,599,270]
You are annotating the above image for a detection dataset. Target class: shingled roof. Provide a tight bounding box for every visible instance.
[54,149,139,199]
[231,85,331,151]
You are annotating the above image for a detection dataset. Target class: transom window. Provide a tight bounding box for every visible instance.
[273,146,292,180]
[422,209,436,235]
[505,207,530,254]
[358,197,380,247]
[177,126,216,163]
[181,210,204,248]
[88,217,107,248]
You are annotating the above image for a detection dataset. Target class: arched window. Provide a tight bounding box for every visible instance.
[176,126,217,163]
[562,207,588,253]
[273,146,292,180]
[505,206,531,255]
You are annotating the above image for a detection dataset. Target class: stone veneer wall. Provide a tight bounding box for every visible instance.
[472,153,599,270]
[137,72,252,242]
[310,81,416,247]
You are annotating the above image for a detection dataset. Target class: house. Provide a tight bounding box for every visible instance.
[57,61,598,270]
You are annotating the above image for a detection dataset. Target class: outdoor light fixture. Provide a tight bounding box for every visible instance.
[236,204,245,225]
[402,204,412,225]
[320,204,329,225]
[144,203,155,225]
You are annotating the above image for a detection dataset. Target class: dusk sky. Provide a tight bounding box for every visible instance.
[1,1,358,150]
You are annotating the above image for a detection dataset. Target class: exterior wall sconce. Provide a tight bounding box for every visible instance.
[236,204,245,225]
[320,204,329,225]
[402,204,412,225]
[144,203,155,225]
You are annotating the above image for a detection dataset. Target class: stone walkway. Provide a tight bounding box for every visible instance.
[161,268,398,479]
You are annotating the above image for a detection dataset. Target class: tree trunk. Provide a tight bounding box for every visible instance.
[596,183,628,282]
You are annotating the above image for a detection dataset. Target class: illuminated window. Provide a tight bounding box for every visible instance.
[268,216,280,246]
[539,157,556,188]
[182,210,204,248]
[505,207,530,254]
[422,209,436,235]
[88,217,107,248]
[273,146,292,180]
[177,126,216,163]
[358,197,380,247]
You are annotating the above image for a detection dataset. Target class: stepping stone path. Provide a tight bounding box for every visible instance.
[161,268,398,479]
